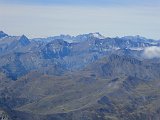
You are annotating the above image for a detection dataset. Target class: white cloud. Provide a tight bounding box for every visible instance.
[144,46,160,58]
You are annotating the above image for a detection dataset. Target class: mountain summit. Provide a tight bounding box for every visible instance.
[88,32,106,39]
[18,35,30,46]
[0,31,8,38]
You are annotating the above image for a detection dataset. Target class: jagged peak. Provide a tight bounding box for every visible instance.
[20,34,28,39]
[76,32,105,39]
[18,35,30,46]
[0,31,6,34]
[89,32,106,39]
[47,39,69,47]
[0,31,8,38]
[121,35,147,40]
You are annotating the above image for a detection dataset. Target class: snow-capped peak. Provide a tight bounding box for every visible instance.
[90,32,106,39]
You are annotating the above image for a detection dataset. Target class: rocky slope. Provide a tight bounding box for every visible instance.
[0,31,160,120]
[0,54,159,120]
[0,108,11,120]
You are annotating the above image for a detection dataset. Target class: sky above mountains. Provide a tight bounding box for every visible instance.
[0,0,160,39]
[1,0,160,6]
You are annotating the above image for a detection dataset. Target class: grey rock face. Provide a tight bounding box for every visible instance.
[0,109,11,120]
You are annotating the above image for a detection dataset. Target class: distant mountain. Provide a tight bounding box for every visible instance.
[0,31,8,38]
[75,32,106,41]
[0,34,31,55]
[0,31,160,120]
[0,31,160,80]
[33,35,74,43]
[33,32,106,43]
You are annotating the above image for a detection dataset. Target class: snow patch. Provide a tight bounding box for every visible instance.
[92,32,105,39]
[129,47,144,51]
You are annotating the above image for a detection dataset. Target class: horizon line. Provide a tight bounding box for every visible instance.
[1,30,159,40]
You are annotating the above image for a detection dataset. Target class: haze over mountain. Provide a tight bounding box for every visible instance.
[1,0,160,39]
[0,31,160,120]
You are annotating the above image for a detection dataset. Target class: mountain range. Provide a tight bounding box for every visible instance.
[0,31,160,120]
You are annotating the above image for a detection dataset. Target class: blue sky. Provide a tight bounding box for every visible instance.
[0,0,160,39]
[1,0,160,6]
